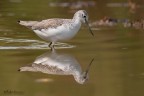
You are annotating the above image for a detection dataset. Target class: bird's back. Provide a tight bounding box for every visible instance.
[18,18,72,30]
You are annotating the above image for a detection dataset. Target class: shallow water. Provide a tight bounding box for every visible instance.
[0,0,144,96]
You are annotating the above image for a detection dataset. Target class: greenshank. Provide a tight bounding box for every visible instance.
[18,10,94,50]
[18,51,94,84]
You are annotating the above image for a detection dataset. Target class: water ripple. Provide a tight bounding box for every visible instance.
[0,37,75,50]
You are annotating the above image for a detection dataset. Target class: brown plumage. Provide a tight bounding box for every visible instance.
[18,18,71,30]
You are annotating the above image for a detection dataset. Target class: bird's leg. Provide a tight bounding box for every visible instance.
[51,47,55,52]
[49,42,55,52]
[48,42,52,48]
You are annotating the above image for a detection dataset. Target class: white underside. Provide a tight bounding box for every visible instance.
[33,53,82,76]
[33,22,81,42]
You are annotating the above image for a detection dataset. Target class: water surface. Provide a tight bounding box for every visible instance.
[0,0,144,96]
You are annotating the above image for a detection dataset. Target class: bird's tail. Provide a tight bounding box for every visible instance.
[18,66,36,72]
[18,63,38,72]
[17,20,38,27]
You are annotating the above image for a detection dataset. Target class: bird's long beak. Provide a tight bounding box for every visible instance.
[84,58,94,76]
[85,19,94,36]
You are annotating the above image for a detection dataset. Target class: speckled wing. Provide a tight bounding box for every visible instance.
[32,19,71,30]
[19,18,71,30]
[31,63,68,75]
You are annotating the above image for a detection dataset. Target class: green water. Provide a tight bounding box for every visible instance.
[0,0,144,96]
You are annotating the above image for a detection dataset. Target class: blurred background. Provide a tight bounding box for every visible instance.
[0,0,144,96]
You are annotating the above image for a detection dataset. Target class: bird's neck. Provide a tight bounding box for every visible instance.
[71,17,82,28]
[73,72,85,84]
[73,74,82,83]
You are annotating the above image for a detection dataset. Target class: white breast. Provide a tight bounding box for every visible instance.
[33,21,81,42]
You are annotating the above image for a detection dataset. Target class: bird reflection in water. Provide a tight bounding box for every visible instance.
[19,50,94,84]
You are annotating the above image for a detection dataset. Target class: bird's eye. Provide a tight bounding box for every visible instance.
[82,14,86,18]
[83,76,86,79]
[83,15,86,18]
